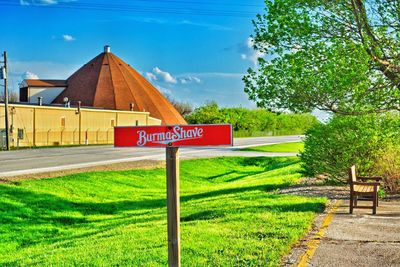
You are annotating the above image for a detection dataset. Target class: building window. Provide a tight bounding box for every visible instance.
[61,117,66,127]
[18,129,24,140]
[19,88,28,102]
[135,120,139,126]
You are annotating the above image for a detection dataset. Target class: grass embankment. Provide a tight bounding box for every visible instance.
[0,157,325,266]
[241,142,304,153]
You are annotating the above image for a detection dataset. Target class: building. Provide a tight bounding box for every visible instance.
[19,45,186,125]
[0,102,161,148]
[19,79,66,104]
[0,46,186,148]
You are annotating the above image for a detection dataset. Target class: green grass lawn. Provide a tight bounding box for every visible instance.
[0,156,325,266]
[240,142,304,153]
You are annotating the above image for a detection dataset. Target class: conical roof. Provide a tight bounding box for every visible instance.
[53,49,186,125]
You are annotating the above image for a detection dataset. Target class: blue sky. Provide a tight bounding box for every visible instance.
[0,0,266,108]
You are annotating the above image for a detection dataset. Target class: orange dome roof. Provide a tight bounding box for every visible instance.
[53,49,186,125]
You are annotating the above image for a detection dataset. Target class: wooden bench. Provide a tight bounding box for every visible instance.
[349,165,382,214]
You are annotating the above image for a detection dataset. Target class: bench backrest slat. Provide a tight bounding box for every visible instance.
[349,165,357,183]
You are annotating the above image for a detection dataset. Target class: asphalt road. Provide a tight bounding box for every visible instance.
[0,136,302,177]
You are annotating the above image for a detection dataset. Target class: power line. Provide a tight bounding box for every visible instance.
[1,0,264,9]
[115,0,264,8]
[0,0,264,18]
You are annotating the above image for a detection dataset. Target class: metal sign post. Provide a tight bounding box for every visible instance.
[114,124,232,266]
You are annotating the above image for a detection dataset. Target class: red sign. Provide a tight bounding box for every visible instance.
[114,124,232,147]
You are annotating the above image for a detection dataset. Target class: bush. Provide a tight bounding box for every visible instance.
[300,114,400,183]
[186,102,318,136]
[185,101,222,124]
[373,145,400,193]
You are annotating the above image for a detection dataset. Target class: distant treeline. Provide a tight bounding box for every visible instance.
[185,102,318,137]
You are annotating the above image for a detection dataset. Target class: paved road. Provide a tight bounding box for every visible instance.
[0,136,302,177]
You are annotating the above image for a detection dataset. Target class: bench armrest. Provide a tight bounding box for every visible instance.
[357,176,382,182]
[351,181,380,187]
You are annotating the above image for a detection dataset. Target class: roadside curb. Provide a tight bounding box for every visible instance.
[296,199,343,267]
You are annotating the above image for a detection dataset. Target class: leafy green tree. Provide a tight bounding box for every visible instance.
[220,107,259,132]
[220,107,244,131]
[185,101,222,124]
[244,0,400,115]
[186,102,317,135]
[276,114,318,133]
[252,109,276,131]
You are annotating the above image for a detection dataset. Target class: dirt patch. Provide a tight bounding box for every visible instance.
[0,160,164,183]
[278,185,349,199]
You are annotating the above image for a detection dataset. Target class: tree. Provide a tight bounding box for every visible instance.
[185,101,222,124]
[166,96,193,116]
[244,0,400,115]
[0,90,19,102]
[186,101,318,135]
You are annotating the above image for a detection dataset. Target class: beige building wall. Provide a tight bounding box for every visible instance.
[0,103,161,148]
[80,110,116,145]
[35,107,79,146]
[148,117,162,125]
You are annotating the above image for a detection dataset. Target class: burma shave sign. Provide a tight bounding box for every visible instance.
[114,124,232,147]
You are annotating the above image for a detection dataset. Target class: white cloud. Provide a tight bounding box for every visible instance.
[39,0,57,4]
[20,0,58,5]
[179,76,201,84]
[98,17,231,31]
[178,20,232,31]
[155,85,172,96]
[20,0,76,5]
[240,37,265,66]
[145,72,157,81]
[147,67,201,85]
[11,61,78,79]
[7,60,78,92]
[184,72,245,78]
[152,67,177,84]
[21,71,39,80]
[62,34,75,42]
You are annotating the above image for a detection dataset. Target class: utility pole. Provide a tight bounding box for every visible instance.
[1,51,10,150]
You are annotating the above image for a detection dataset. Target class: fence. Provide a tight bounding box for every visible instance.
[33,129,115,146]
[0,129,5,149]
[0,103,162,148]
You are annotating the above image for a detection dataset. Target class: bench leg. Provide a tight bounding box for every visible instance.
[349,193,354,214]
[373,195,377,215]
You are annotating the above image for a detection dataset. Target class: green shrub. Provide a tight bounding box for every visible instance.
[300,114,400,182]
[186,102,318,136]
[373,145,400,193]
[185,101,222,124]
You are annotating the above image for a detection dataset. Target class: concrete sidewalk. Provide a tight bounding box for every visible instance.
[308,199,400,267]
